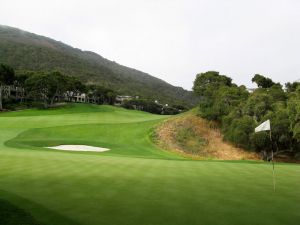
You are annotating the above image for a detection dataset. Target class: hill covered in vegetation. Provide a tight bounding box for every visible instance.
[0,25,198,107]
[192,71,300,160]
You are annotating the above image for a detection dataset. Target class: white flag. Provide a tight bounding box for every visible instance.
[255,120,271,133]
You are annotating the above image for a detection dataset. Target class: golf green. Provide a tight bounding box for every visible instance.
[0,104,299,225]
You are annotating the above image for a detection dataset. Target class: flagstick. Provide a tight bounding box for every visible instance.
[255,120,276,192]
[270,130,276,192]
[272,151,276,192]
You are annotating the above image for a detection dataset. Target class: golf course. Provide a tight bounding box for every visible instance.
[0,104,299,225]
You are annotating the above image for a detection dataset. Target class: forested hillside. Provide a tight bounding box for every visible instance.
[0,25,198,106]
[193,71,300,160]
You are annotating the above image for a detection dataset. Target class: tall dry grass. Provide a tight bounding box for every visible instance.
[155,111,259,160]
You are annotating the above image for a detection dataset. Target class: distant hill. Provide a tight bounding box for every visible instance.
[0,25,199,107]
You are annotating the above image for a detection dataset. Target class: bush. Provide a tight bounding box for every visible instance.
[122,99,162,114]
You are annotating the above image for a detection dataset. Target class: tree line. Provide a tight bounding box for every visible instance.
[193,71,300,160]
[0,63,117,110]
[122,99,186,115]
[0,63,185,115]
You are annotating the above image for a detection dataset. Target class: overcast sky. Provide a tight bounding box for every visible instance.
[1,0,299,90]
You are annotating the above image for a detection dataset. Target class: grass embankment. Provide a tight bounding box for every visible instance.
[0,104,299,225]
[154,109,259,160]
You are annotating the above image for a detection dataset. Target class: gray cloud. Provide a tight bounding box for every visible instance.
[1,0,299,89]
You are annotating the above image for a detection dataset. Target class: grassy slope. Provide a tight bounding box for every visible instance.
[154,110,259,160]
[0,104,299,225]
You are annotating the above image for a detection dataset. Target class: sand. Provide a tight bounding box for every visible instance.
[45,145,110,152]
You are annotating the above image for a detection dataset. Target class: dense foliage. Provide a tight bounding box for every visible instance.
[0,25,198,107]
[122,99,183,115]
[1,63,185,115]
[86,85,117,105]
[0,63,118,109]
[0,64,15,110]
[193,71,300,159]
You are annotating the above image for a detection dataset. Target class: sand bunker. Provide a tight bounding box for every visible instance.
[45,145,110,152]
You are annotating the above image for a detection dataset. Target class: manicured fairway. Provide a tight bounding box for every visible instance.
[0,104,299,225]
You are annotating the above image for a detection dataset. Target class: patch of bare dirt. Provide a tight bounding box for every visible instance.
[154,111,260,160]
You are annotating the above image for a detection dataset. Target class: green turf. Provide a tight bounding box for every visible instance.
[0,104,299,225]
[0,198,43,225]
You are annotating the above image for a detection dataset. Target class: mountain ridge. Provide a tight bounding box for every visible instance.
[0,25,198,106]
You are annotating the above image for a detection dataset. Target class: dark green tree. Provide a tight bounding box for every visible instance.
[25,72,51,108]
[122,99,162,114]
[265,109,293,151]
[223,115,256,150]
[87,85,117,105]
[287,87,300,141]
[65,76,86,102]
[0,64,15,110]
[193,71,232,97]
[193,71,236,120]
[285,81,300,93]
[25,71,67,108]
[251,74,275,88]
[243,90,273,122]
[48,72,68,105]
[210,86,249,121]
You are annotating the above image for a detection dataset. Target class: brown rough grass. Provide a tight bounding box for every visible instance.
[154,110,260,160]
